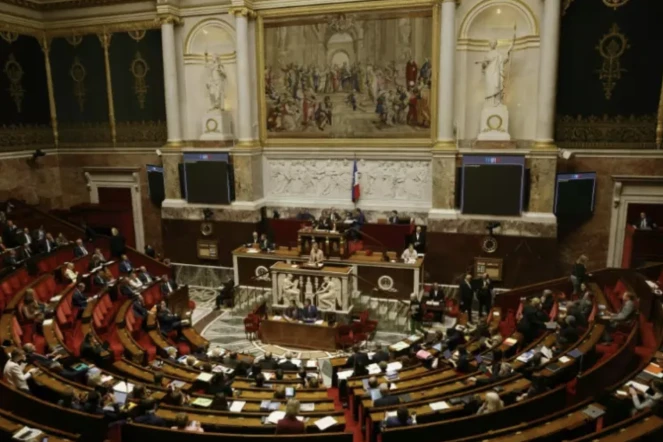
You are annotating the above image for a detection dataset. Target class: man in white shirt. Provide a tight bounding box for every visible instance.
[401,244,417,263]
[309,242,324,265]
[128,271,143,289]
[3,349,36,392]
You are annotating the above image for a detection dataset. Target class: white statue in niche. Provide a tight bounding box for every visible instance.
[479,27,516,107]
[205,53,227,111]
[316,276,340,310]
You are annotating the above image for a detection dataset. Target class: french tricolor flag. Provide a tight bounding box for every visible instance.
[352,159,360,203]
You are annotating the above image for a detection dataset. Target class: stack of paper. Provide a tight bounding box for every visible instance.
[390,342,409,352]
[407,334,421,342]
[626,380,650,393]
[12,426,43,441]
[367,364,381,375]
[192,397,213,407]
[386,361,403,372]
[306,359,318,368]
[429,401,450,411]
[389,383,397,391]
[113,381,134,394]
[272,316,283,321]
[314,320,324,325]
[100,375,114,384]
[314,416,338,431]
[266,411,286,424]
[385,411,398,418]
[337,370,354,380]
[196,372,214,382]
[644,363,663,378]
[517,351,535,363]
[504,337,518,346]
[263,372,273,380]
[229,401,246,412]
[558,356,571,364]
[300,403,315,412]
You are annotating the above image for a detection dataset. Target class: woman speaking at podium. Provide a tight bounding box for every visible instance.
[309,242,325,266]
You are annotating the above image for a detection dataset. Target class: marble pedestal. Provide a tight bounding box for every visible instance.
[477,104,511,141]
[200,110,233,140]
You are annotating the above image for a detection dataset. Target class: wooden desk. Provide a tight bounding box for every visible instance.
[166,285,190,318]
[0,408,79,441]
[298,228,347,259]
[260,317,337,351]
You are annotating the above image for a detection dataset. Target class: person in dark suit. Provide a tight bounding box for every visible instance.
[4,249,19,268]
[372,344,390,364]
[384,406,414,428]
[144,244,156,258]
[634,212,657,230]
[555,315,580,350]
[260,352,279,370]
[428,282,443,302]
[119,280,136,298]
[388,210,399,224]
[137,266,153,285]
[72,283,88,309]
[353,208,366,226]
[118,254,133,274]
[411,226,426,254]
[374,383,400,407]
[540,289,555,315]
[31,226,45,243]
[477,273,494,318]
[18,243,32,261]
[284,300,300,321]
[134,399,167,426]
[161,274,176,296]
[39,233,57,254]
[93,269,109,287]
[73,239,89,258]
[517,298,548,343]
[301,298,318,320]
[18,227,33,249]
[345,344,370,370]
[156,301,184,336]
[279,353,298,371]
[454,345,472,373]
[258,233,271,251]
[109,227,126,259]
[132,296,148,319]
[317,210,333,230]
[459,273,475,323]
[3,220,18,247]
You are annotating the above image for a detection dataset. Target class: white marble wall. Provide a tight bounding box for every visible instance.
[262,158,432,210]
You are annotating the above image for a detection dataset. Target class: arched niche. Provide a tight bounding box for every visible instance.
[459,0,538,41]
[185,18,236,57]
[326,32,356,66]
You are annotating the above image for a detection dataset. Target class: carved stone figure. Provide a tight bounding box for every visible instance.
[205,54,227,111]
[316,276,339,310]
[479,34,515,107]
[280,274,300,305]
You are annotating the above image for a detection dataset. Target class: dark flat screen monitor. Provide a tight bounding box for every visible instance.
[554,172,597,216]
[146,164,165,207]
[461,155,525,216]
[183,153,231,205]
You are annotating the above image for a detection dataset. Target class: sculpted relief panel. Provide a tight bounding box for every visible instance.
[264,159,431,207]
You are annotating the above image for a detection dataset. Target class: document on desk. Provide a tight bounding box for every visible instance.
[386,361,403,372]
[272,316,283,321]
[196,372,214,382]
[429,401,450,411]
[314,319,324,325]
[314,416,338,431]
[644,363,663,377]
[229,401,246,412]
[558,356,571,364]
[300,403,315,412]
[306,360,318,368]
[626,380,650,393]
[407,334,421,342]
[192,397,213,407]
[367,363,381,375]
[337,370,354,380]
[266,411,286,424]
[385,411,398,418]
[12,426,43,441]
[113,381,134,394]
[263,372,273,380]
[390,341,409,352]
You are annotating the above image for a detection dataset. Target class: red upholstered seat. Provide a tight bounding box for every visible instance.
[336,324,354,350]
[243,314,260,340]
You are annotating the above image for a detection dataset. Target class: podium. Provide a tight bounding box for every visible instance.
[298,228,348,259]
[270,261,353,314]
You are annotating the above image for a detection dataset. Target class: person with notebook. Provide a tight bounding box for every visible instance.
[629,379,663,415]
[374,383,400,407]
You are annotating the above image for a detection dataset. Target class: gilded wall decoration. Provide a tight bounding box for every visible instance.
[3,54,25,113]
[65,34,83,47]
[115,120,167,146]
[70,57,87,112]
[58,122,112,145]
[128,30,147,42]
[596,24,630,100]
[0,124,53,149]
[0,31,19,44]
[131,51,149,109]
[555,114,657,149]
[262,8,433,139]
[602,0,630,10]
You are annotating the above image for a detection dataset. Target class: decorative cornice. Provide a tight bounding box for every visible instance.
[228,6,256,18]
[0,0,147,11]
[155,14,183,26]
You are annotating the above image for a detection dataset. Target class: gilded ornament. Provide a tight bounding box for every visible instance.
[602,0,630,10]
[229,7,257,18]
[66,34,83,47]
[3,54,25,113]
[70,57,87,112]
[0,124,53,148]
[128,29,147,42]
[596,24,629,100]
[555,114,656,149]
[115,121,168,146]
[131,51,150,109]
[0,31,19,44]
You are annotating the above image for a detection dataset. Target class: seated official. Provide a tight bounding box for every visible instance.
[428,282,443,302]
[280,352,299,371]
[634,211,657,230]
[251,231,259,245]
[134,399,167,426]
[602,292,637,342]
[211,393,229,411]
[384,406,414,428]
[401,243,417,263]
[21,289,44,322]
[4,249,19,268]
[80,333,111,366]
[91,248,106,264]
[161,274,177,296]
[93,269,109,287]
[317,210,333,230]
[261,352,279,370]
[55,232,69,246]
[207,372,233,397]
[453,345,472,373]
[39,233,57,254]
[18,227,33,249]
[119,254,133,274]
[276,400,305,435]
[258,233,272,251]
[58,388,82,410]
[23,343,52,366]
[156,301,184,337]
[2,349,36,392]
[72,283,88,309]
[516,374,549,402]
[119,279,137,298]
[73,239,89,257]
[161,387,189,407]
[346,344,370,370]
[411,225,426,253]
[284,300,301,321]
[132,296,149,319]
[555,315,580,350]
[308,242,324,265]
[301,298,318,320]
[127,271,143,289]
[18,243,32,261]
[172,413,205,433]
[388,210,399,224]
[374,383,400,407]
[372,344,390,364]
[517,297,548,343]
[477,391,504,414]
[630,379,663,415]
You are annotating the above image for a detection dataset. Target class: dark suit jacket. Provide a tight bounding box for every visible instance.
[93,275,108,287]
[18,232,32,247]
[411,232,426,253]
[374,394,400,407]
[388,216,399,224]
[429,289,443,302]
[72,290,88,309]
[120,284,135,298]
[158,310,180,334]
[372,350,390,364]
[275,417,305,434]
[302,305,318,320]
[19,247,32,261]
[73,246,88,258]
[134,413,167,427]
[39,239,57,254]
[258,239,271,251]
[260,358,279,370]
[459,280,474,301]
[346,352,370,369]
[119,260,133,274]
[284,306,300,320]
[110,235,126,258]
[138,272,153,284]
[477,278,493,299]
[280,360,298,371]
[517,305,548,339]
[4,255,18,267]
[132,301,148,319]
[161,281,176,296]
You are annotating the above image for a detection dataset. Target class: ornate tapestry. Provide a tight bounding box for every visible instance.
[262,8,434,139]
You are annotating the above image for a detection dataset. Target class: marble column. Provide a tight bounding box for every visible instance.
[431,152,457,210]
[162,152,182,201]
[160,16,183,146]
[534,0,561,148]
[231,149,263,203]
[528,154,557,213]
[231,8,255,146]
[436,0,457,148]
